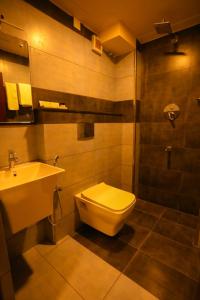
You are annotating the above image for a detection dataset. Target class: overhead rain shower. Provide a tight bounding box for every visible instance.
[154,19,172,35]
[154,18,185,55]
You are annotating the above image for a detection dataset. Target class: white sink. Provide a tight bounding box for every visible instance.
[0,162,65,235]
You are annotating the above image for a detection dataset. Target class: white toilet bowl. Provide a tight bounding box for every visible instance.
[75,182,136,236]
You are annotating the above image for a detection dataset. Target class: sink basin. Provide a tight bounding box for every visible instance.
[0,162,65,235]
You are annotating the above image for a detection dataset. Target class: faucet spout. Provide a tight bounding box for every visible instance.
[8,150,18,169]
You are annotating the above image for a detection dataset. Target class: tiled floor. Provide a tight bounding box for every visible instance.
[11,235,157,300]
[74,199,200,300]
[10,199,200,300]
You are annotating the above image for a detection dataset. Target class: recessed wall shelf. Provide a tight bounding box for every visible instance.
[196,98,200,104]
[38,108,122,117]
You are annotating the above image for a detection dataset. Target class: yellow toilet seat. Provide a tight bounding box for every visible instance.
[81,182,135,212]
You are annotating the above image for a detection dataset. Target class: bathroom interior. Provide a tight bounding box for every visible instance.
[0,0,200,299]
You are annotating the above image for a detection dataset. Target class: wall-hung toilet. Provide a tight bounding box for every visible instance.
[75,182,136,236]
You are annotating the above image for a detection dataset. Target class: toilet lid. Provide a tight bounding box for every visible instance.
[81,182,135,212]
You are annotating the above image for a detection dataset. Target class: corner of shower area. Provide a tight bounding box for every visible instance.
[133,24,200,247]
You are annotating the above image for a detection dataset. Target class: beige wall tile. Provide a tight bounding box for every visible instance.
[121,184,133,193]
[58,176,101,217]
[0,0,113,77]
[105,166,122,188]
[30,47,115,100]
[1,0,135,101]
[122,123,135,145]
[0,0,136,246]
[53,212,80,242]
[121,165,133,187]
[36,124,95,161]
[115,76,135,101]
[94,123,122,149]
[30,48,86,96]
[0,126,37,168]
[46,236,120,300]
[122,145,133,166]
[55,151,95,188]
[115,52,135,78]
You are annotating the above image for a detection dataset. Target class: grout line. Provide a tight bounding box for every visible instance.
[121,208,163,274]
[30,47,115,79]
[102,272,122,300]
[45,143,122,161]
[123,205,200,281]
[30,47,134,81]
[122,248,139,274]
[34,245,85,300]
[149,230,198,251]
[139,247,199,283]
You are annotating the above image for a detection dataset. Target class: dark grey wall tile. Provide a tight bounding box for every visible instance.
[140,122,185,147]
[139,25,200,215]
[140,144,166,168]
[185,122,200,148]
[138,184,178,209]
[180,173,200,197]
[32,87,135,123]
[170,148,200,173]
[139,167,182,192]
[177,193,199,216]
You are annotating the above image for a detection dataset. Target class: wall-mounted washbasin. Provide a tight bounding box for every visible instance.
[0,162,65,235]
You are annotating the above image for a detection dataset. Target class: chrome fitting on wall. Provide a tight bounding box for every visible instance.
[163,103,180,127]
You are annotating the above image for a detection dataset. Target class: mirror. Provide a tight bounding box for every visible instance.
[0,31,34,123]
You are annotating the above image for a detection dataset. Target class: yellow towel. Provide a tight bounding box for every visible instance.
[17,83,33,107]
[39,101,59,109]
[5,82,19,110]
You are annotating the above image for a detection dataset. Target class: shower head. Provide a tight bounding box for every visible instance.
[154,19,172,34]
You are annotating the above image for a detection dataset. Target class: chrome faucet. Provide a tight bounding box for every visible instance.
[8,150,18,169]
[53,154,59,166]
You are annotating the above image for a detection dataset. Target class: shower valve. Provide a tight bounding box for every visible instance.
[165,146,172,152]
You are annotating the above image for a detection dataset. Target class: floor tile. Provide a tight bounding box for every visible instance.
[136,199,166,217]
[74,225,137,271]
[141,232,200,281]
[153,218,196,247]
[34,241,58,256]
[11,247,82,300]
[118,223,150,249]
[35,236,70,256]
[105,274,158,300]
[162,209,199,229]
[124,251,199,300]
[45,235,120,300]
[127,209,158,230]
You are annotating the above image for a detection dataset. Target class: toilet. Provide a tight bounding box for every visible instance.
[75,182,136,236]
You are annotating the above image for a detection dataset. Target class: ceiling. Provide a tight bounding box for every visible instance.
[51,0,200,43]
